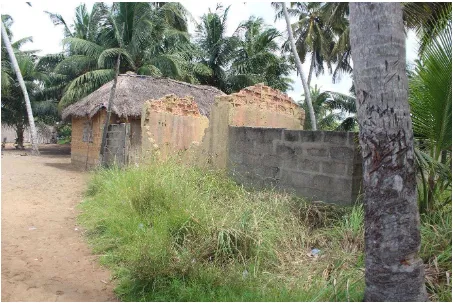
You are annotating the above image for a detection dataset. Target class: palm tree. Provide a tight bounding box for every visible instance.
[349,3,427,301]
[1,15,40,154]
[403,2,452,55]
[47,3,197,108]
[195,4,239,92]
[228,16,293,93]
[321,2,452,83]
[1,20,57,149]
[301,85,356,131]
[280,2,316,130]
[409,20,452,213]
[287,3,336,86]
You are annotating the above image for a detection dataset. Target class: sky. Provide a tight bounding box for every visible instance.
[0,1,420,102]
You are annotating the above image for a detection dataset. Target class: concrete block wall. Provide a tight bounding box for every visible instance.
[228,127,363,205]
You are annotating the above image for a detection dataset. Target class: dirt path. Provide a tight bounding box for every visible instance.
[1,145,116,302]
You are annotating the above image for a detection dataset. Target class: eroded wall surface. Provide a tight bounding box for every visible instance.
[228,127,363,205]
[141,94,209,160]
[196,84,305,168]
[71,111,110,168]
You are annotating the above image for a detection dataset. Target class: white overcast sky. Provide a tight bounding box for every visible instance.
[0,1,419,102]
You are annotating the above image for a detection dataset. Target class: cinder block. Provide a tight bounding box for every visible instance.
[321,161,346,175]
[306,147,328,157]
[296,158,320,173]
[262,154,281,167]
[312,174,334,188]
[324,131,348,145]
[330,146,354,160]
[276,143,296,157]
[300,131,324,142]
[279,169,313,188]
[284,130,300,142]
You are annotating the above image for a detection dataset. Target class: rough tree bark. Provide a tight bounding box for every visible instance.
[99,53,121,164]
[1,21,39,155]
[349,3,428,301]
[282,2,317,130]
[307,51,316,87]
[15,123,24,150]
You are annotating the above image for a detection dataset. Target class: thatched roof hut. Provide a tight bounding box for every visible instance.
[62,74,225,120]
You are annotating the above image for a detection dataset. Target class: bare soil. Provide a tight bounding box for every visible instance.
[1,144,116,302]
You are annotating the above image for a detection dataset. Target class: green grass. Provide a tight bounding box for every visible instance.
[77,160,451,301]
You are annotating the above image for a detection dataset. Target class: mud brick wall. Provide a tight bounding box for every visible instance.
[228,127,363,205]
[71,111,108,168]
[196,84,305,169]
[141,94,209,160]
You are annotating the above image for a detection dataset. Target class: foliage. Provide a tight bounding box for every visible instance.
[79,160,451,301]
[282,3,338,85]
[300,85,357,131]
[1,15,59,147]
[409,18,452,213]
[228,16,293,93]
[56,123,72,143]
[79,159,365,301]
[47,2,199,108]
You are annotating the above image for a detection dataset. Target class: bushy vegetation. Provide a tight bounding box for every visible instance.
[78,160,451,301]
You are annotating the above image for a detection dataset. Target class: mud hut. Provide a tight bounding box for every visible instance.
[62,73,225,168]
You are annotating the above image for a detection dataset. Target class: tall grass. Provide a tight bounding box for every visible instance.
[78,160,451,301]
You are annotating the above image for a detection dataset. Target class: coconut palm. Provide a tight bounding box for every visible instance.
[321,2,452,83]
[287,2,336,86]
[280,2,317,130]
[301,85,356,131]
[350,3,427,301]
[46,3,198,108]
[228,16,293,93]
[194,4,239,93]
[403,2,452,55]
[1,15,40,154]
[409,20,452,213]
[1,24,57,149]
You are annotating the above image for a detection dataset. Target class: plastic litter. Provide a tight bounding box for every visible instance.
[311,248,321,255]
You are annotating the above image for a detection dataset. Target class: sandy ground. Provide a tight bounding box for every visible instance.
[1,144,116,302]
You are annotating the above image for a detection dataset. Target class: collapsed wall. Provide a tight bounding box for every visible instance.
[196,83,305,168]
[141,94,209,160]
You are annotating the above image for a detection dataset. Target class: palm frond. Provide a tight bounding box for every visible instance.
[409,24,451,156]
[59,69,115,108]
[97,48,136,70]
[62,37,105,58]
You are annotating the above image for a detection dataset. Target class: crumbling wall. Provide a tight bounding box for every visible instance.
[196,84,305,168]
[141,94,209,160]
[71,110,115,168]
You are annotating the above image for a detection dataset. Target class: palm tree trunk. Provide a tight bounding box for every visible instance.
[15,123,24,150]
[282,2,317,130]
[307,51,316,87]
[349,3,427,301]
[99,54,121,164]
[1,21,39,155]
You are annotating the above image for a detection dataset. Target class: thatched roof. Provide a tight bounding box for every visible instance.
[62,74,225,120]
